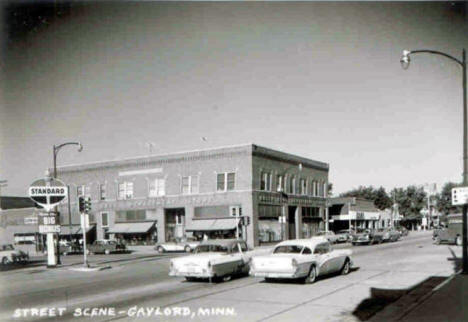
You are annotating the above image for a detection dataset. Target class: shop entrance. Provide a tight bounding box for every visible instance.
[165,208,185,241]
[288,206,297,240]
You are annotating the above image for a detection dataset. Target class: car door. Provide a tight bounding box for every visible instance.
[228,243,245,274]
[326,245,345,273]
[313,243,330,275]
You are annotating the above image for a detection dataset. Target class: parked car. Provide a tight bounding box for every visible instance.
[169,239,251,282]
[315,231,339,244]
[1,244,29,265]
[155,237,200,253]
[434,214,465,245]
[87,240,126,255]
[351,229,384,245]
[250,237,353,284]
[335,230,351,243]
[397,226,409,237]
[378,229,400,242]
[59,240,73,256]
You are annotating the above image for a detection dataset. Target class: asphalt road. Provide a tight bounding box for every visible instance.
[0,231,460,322]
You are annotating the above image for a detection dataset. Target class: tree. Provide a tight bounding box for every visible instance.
[435,182,462,215]
[339,185,392,210]
[391,186,427,218]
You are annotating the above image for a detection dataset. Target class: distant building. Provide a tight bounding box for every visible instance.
[328,197,381,231]
[53,144,330,247]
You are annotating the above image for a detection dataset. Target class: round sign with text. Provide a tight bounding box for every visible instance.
[28,178,68,211]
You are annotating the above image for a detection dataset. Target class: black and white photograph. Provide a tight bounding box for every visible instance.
[1,1,467,321]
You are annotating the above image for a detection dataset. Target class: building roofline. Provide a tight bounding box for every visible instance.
[55,143,329,173]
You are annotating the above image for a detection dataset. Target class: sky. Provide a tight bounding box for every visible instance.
[1,1,467,197]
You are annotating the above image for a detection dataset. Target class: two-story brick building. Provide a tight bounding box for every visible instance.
[54,144,329,247]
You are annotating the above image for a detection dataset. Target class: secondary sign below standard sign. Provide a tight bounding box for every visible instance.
[39,225,61,234]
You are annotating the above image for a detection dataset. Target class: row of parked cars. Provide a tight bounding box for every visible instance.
[0,244,29,266]
[169,237,353,284]
[315,227,408,246]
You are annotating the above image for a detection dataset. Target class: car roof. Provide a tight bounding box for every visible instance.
[198,239,244,247]
[275,237,329,248]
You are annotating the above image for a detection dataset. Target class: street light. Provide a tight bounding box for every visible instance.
[53,142,83,265]
[400,48,467,274]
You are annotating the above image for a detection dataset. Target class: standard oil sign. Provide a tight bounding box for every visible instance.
[29,178,68,211]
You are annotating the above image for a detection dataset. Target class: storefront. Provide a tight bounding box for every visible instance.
[108,221,157,245]
[258,204,282,244]
[185,218,240,240]
[301,207,321,238]
[59,224,96,244]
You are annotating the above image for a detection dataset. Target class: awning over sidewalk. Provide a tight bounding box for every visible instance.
[108,221,155,234]
[185,218,239,232]
[59,225,95,236]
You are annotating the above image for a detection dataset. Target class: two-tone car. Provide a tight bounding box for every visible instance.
[155,237,200,253]
[315,231,339,244]
[87,239,127,255]
[250,237,352,284]
[351,229,383,245]
[169,239,251,282]
[1,244,29,265]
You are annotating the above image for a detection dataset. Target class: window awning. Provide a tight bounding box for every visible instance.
[185,218,239,232]
[108,221,156,234]
[59,225,95,236]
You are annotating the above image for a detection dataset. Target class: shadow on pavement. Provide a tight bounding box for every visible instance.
[351,276,447,321]
[447,247,462,273]
[0,259,47,272]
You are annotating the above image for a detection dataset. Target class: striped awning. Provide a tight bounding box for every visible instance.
[185,218,239,232]
[107,221,155,234]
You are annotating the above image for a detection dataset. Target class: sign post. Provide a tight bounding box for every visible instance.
[81,213,89,267]
[29,176,67,268]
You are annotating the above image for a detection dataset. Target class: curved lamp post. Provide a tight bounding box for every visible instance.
[400,48,467,274]
[53,142,83,265]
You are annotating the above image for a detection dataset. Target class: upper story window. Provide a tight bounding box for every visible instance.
[291,177,296,194]
[323,182,327,197]
[217,172,236,192]
[182,176,199,195]
[276,175,284,192]
[312,180,317,197]
[260,171,272,191]
[300,179,307,195]
[101,212,109,227]
[118,182,134,200]
[149,178,165,197]
[77,185,85,197]
[99,184,107,201]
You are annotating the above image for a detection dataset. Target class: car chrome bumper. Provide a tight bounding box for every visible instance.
[169,270,213,278]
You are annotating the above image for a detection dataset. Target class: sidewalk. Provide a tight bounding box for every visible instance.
[370,273,468,322]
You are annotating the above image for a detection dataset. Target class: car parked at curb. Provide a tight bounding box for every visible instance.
[155,237,200,253]
[351,229,384,245]
[434,214,466,246]
[315,231,339,244]
[169,239,251,282]
[1,244,29,265]
[379,228,400,242]
[249,237,353,284]
[87,239,126,255]
[335,230,351,243]
[397,226,409,237]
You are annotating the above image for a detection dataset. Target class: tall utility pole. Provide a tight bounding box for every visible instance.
[401,49,467,274]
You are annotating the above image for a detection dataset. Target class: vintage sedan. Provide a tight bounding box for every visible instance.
[155,237,200,253]
[250,238,352,284]
[169,239,251,282]
[1,244,29,265]
[315,231,339,244]
[87,239,127,255]
[335,230,351,243]
[351,229,384,245]
[379,229,400,242]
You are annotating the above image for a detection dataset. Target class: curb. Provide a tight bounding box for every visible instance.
[369,272,459,322]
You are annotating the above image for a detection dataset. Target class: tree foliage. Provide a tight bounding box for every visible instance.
[339,185,392,210]
[435,182,462,215]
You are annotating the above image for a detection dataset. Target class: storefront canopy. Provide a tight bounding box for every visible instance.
[185,218,239,232]
[108,221,155,234]
[59,225,95,236]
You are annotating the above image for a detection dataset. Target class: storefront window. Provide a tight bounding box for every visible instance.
[258,204,283,244]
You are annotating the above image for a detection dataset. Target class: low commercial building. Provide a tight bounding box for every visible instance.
[54,144,330,248]
[328,197,381,231]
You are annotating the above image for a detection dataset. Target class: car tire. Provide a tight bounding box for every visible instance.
[264,277,274,283]
[184,246,191,253]
[341,259,351,275]
[456,236,462,246]
[2,257,9,265]
[352,242,356,246]
[185,277,196,282]
[304,265,317,284]
[157,246,165,253]
[435,237,441,245]
[104,249,110,255]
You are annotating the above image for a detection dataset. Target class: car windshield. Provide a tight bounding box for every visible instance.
[195,245,229,253]
[2,245,14,251]
[273,245,304,254]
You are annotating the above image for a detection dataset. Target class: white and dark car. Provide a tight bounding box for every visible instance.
[315,231,339,244]
[1,244,29,265]
[250,237,353,284]
[169,239,251,282]
[155,237,200,253]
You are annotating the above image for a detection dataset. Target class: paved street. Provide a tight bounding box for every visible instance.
[0,231,460,322]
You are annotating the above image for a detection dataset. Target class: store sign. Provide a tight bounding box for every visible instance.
[452,187,468,206]
[39,225,60,234]
[24,216,38,225]
[29,178,68,211]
